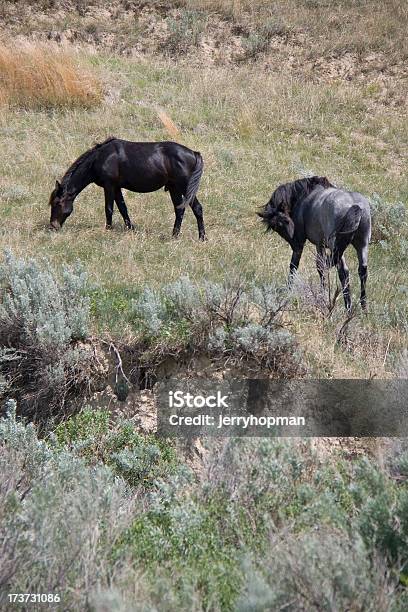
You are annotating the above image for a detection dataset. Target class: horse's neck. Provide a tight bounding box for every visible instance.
[63,161,93,199]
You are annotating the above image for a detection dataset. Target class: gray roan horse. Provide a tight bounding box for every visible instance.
[258,176,371,311]
[49,138,206,240]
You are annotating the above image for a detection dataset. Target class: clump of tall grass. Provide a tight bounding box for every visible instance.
[0,41,102,109]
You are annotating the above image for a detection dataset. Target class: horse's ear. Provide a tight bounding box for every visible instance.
[55,180,61,192]
[319,176,332,188]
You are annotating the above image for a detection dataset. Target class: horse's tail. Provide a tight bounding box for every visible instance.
[182,151,204,208]
[335,204,362,235]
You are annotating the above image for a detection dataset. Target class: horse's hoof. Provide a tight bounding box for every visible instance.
[105,224,113,230]
[125,223,136,231]
[199,234,207,242]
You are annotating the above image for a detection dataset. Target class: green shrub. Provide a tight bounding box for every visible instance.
[89,285,140,335]
[0,252,97,420]
[131,276,301,376]
[370,194,408,263]
[0,404,134,608]
[115,467,243,611]
[54,407,179,488]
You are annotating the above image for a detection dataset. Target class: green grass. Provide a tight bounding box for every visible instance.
[0,50,406,376]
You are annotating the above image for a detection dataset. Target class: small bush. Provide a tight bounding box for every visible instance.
[0,404,134,608]
[370,194,408,263]
[0,41,102,109]
[132,287,168,336]
[164,9,207,55]
[131,276,301,376]
[0,252,97,419]
[242,19,287,59]
[54,407,179,488]
[237,530,393,612]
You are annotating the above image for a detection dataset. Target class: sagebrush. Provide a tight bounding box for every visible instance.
[0,252,97,419]
[131,275,302,377]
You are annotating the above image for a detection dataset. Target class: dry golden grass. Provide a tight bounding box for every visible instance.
[0,41,102,109]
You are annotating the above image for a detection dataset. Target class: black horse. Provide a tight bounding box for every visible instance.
[49,138,206,240]
[258,176,371,311]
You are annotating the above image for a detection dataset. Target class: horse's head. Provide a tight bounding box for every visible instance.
[257,204,295,242]
[258,181,295,241]
[48,180,74,230]
[258,175,334,244]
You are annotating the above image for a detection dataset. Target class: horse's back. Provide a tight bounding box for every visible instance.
[92,138,199,193]
[302,187,371,247]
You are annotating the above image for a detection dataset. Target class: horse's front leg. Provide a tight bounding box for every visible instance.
[104,186,114,229]
[337,256,352,312]
[114,188,134,230]
[288,247,303,287]
[357,244,368,311]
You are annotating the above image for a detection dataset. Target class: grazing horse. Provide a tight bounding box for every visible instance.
[258,176,371,311]
[49,138,206,240]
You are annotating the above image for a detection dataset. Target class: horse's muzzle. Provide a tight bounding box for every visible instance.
[48,221,61,231]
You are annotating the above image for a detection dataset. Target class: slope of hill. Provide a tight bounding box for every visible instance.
[0,3,408,607]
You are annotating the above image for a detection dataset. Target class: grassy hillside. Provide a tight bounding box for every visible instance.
[0,23,407,377]
[0,2,408,610]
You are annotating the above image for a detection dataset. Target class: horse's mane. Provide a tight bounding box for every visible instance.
[61,137,117,189]
[270,176,334,213]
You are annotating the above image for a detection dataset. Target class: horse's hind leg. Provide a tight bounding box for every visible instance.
[114,188,134,230]
[357,244,368,311]
[104,186,115,229]
[337,255,352,312]
[169,188,185,238]
[316,246,328,289]
[190,197,206,241]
